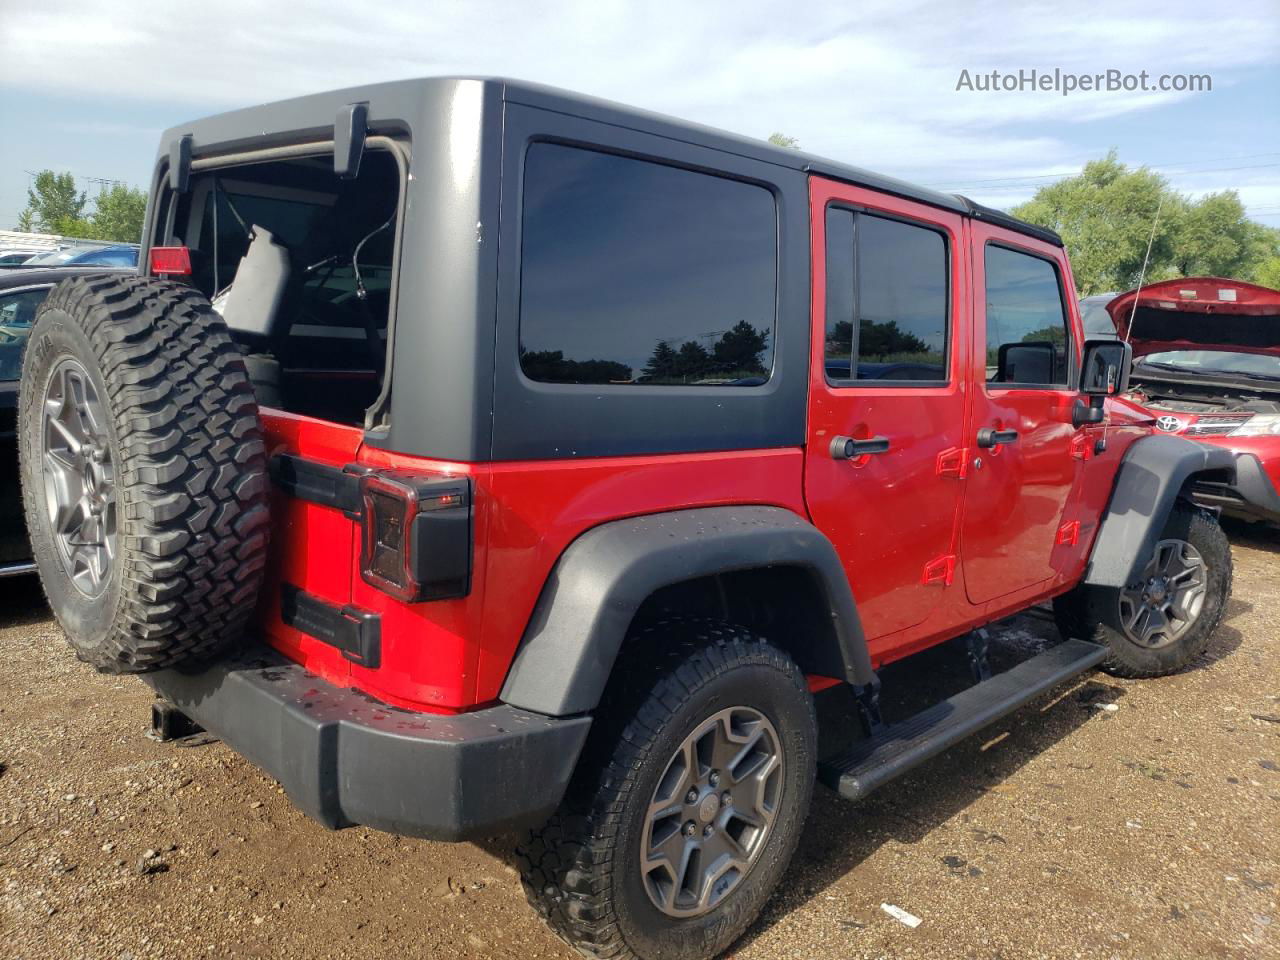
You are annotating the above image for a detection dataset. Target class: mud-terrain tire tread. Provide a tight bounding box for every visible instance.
[517,618,816,960]
[18,275,268,673]
[1054,503,1231,678]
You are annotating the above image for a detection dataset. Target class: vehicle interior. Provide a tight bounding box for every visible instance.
[170,149,402,427]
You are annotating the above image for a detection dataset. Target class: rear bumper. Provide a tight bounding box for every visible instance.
[1192,453,1280,523]
[143,646,592,841]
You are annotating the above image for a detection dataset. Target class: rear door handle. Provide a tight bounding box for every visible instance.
[830,435,891,460]
[976,427,1019,449]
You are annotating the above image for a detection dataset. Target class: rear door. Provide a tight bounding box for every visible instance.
[804,178,969,647]
[960,228,1080,603]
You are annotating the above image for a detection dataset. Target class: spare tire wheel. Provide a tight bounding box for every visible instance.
[18,275,270,673]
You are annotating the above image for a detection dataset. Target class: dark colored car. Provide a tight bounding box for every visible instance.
[16,79,1237,960]
[0,266,130,576]
[64,244,140,267]
[1100,277,1280,525]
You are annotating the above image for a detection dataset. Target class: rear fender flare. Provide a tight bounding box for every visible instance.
[499,506,872,717]
[1084,434,1235,588]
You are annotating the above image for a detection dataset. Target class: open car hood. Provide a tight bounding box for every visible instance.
[1106,277,1280,359]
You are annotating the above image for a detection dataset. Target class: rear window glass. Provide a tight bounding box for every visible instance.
[518,143,777,386]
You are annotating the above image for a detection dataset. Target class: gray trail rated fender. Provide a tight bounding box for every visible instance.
[1084,434,1235,589]
[499,506,872,716]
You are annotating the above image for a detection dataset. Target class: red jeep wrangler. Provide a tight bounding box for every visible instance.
[18,79,1235,960]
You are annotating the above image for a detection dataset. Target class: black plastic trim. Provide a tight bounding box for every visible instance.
[956,195,1064,247]
[269,453,362,515]
[143,646,592,841]
[1084,434,1237,588]
[1192,453,1280,523]
[500,505,873,716]
[281,584,382,668]
[334,102,369,179]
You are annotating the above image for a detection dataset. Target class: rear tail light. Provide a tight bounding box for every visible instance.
[149,246,192,276]
[358,472,471,602]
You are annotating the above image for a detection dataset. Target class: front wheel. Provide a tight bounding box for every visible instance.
[1054,503,1232,678]
[518,620,817,960]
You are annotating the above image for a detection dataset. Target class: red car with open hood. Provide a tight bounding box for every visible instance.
[1104,277,1280,525]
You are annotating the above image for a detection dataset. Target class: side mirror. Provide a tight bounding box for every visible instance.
[1079,339,1132,396]
[997,341,1056,384]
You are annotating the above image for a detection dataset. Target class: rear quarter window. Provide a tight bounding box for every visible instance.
[518,142,777,387]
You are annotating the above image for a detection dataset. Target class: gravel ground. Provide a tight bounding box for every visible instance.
[0,521,1276,960]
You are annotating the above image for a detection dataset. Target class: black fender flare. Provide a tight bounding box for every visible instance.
[1084,434,1235,589]
[499,506,873,717]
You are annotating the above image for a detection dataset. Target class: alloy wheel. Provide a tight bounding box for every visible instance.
[1118,538,1207,648]
[639,706,784,918]
[41,357,117,597]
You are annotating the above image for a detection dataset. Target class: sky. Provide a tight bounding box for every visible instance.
[1,0,1277,233]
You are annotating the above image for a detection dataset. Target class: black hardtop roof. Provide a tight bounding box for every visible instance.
[162,76,1062,248]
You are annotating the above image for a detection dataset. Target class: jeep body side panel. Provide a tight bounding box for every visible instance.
[500,505,872,717]
[346,444,807,711]
[1084,433,1236,588]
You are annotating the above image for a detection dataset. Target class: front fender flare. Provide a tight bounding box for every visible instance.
[1084,434,1235,589]
[499,506,872,717]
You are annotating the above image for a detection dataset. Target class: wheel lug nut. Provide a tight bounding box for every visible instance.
[685,789,699,805]
[722,793,732,806]
[708,772,720,788]
[703,824,713,838]
[683,821,696,837]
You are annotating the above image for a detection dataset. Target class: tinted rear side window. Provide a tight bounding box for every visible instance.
[519,143,777,386]
[824,209,949,382]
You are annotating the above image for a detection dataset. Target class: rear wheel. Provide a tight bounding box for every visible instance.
[1054,503,1231,678]
[518,619,816,960]
[18,275,269,673]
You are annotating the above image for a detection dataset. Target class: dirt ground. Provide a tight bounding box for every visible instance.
[0,521,1276,960]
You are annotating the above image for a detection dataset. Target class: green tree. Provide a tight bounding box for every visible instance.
[89,184,148,243]
[711,320,769,373]
[1163,192,1257,280]
[675,340,712,379]
[767,133,800,150]
[1012,151,1280,294]
[1011,151,1171,296]
[19,171,88,233]
[642,340,679,380]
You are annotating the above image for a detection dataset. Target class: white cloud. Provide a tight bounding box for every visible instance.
[0,0,1276,200]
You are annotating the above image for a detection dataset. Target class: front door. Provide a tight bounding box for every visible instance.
[803,178,969,648]
[960,227,1080,603]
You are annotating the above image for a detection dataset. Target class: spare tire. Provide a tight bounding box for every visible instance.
[18,275,269,673]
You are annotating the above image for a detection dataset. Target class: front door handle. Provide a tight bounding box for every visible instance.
[976,427,1019,449]
[830,435,891,460]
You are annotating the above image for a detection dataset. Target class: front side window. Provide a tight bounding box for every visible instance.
[519,142,777,386]
[984,245,1071,385]
[0,287,51,381]
[824,208,949,383]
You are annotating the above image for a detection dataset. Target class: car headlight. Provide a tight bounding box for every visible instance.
[1231,414,1280,437]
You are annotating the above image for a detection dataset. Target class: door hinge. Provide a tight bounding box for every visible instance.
[1070,434,1094,461]
[936,447,970,479]
[922,554,956,586]
[1056,520,1080,546]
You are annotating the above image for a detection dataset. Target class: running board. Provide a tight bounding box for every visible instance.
[818,638,1107,802]
[0,561,37,579]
